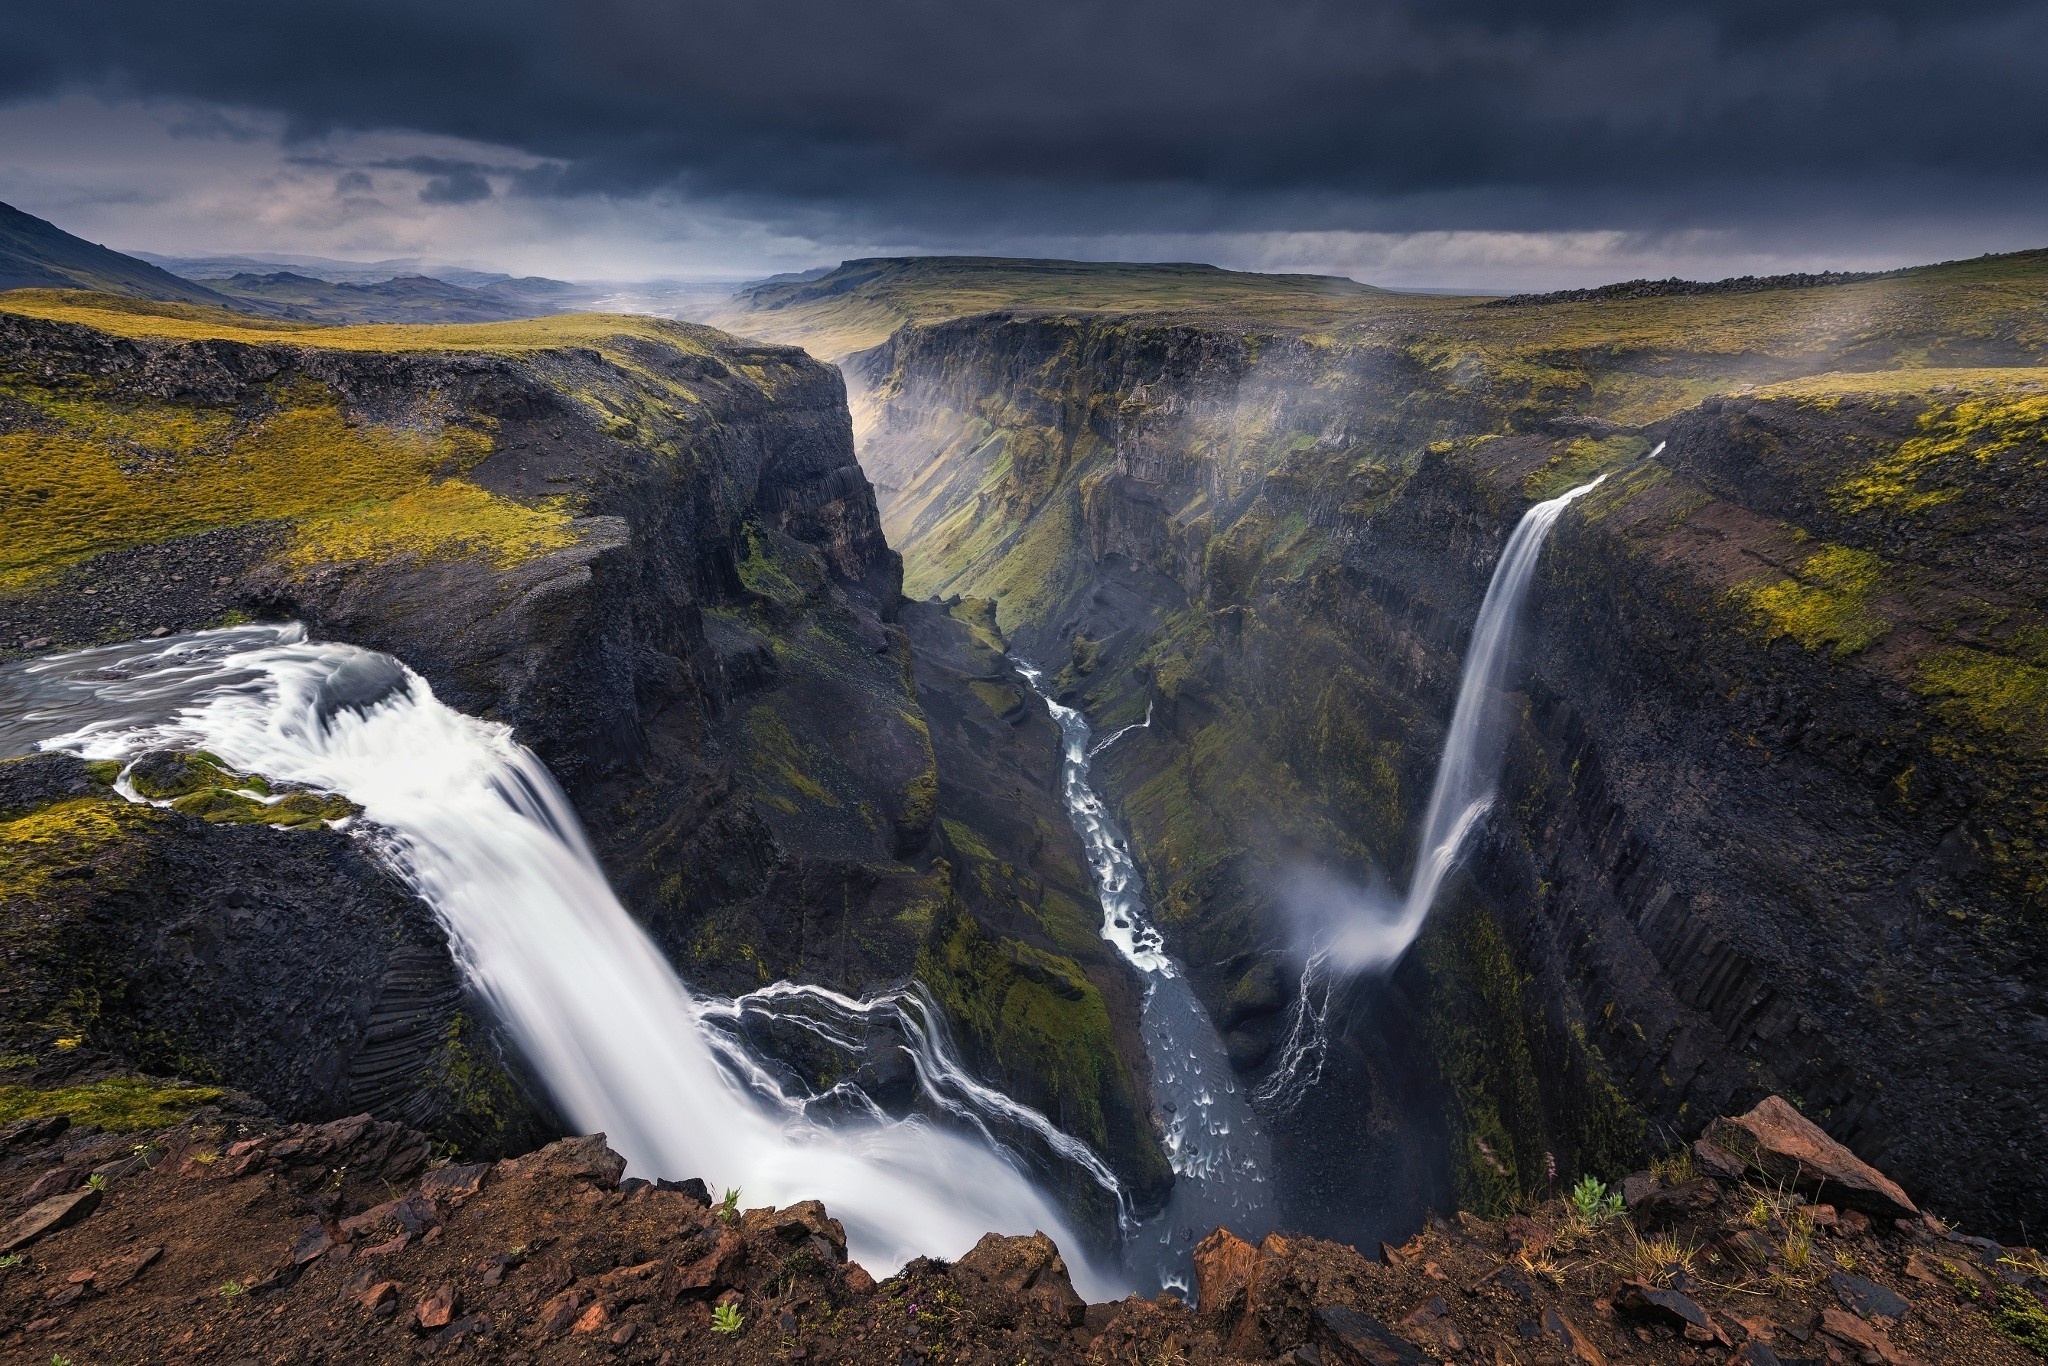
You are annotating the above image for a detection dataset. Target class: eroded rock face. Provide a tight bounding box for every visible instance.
[0,306,1168,1203]
[852,304,2048,1244]
[0,752,554,1155]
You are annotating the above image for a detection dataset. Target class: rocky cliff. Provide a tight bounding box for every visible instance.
[848,256,2048,1247]
[0,292,1168,1208]
[0,1092,2041,1362]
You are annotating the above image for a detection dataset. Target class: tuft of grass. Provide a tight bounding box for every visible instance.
[0,1077,223,1132]
[1649,1146,1697,1187]
[718,1188,741,1225]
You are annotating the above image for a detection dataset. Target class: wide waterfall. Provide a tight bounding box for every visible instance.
[0,624,1126,1297]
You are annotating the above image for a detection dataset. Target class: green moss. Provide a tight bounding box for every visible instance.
[1990,1283,2048,1355]
[1524,434,1650,500]
[0,373,579,588]
[0,1076,221,1131]
[127,752,359,829]
[736,523,816,608]
[1418,904,1545,1213]
[939,818,999,866]
[288,480,578,569]
[1730,544,1892,657]
[966,679,1022,717]
[916,912,1121,1153]
[1915,647,2048,748]
[1417,899,1646,1215]
[742,707,839,807]
[0,798,135,902]
[1833,387,2048,515]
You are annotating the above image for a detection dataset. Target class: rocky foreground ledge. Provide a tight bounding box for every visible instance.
[0,1096,2039,1364]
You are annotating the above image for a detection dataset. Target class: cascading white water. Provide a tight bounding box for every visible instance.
[1257,466,1625,1107]
[1015,663,1274,1296]
[1325,470,1612,972]
[1,625,1126,1297]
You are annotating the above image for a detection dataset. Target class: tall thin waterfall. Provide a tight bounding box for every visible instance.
[0,625,1125,1296]
[1257,468,1617,1106]
[1339,470,1611,970]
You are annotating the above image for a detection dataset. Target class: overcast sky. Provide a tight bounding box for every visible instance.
[3,0,2044,289]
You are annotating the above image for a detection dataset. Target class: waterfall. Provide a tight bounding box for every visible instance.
[1256,468,1619,1108]
[1323,470,1611,973]
[0,625,1126,1297]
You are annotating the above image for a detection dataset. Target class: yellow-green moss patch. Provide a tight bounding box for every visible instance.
[1730,544,1891,657]
[1914,648,2048,747]
[288,480,579,569]
[0,1076,222,1131]
[0,377,570,586]
[0,798,135,902]
[1833,388,2048,516]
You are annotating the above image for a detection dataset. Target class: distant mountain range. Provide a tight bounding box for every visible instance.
[0,203,736,326]
[0,202,242,307]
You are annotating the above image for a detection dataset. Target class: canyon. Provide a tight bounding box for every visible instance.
[0,242,2042,1360]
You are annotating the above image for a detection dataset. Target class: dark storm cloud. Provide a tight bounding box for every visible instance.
[3,0,2044,237]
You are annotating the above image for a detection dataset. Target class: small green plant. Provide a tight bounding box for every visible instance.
[0,1253,27,1269]
[217,1279,245,1298]
[1782,1213,1814,1272]
[711,1301,744,1335]
[52,1355,72,1366]
[1571,1175,1624,1226]
[1989,1283,2048,1354]
[719,1187,741,1225]
[85,1173,107,1192]
[1746,1196,1773,1228]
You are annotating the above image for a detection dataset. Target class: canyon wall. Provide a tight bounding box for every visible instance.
[0,300,1168,1210]
[850,287,2048,1241]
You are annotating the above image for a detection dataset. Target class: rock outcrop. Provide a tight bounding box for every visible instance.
[0,1096,2040,1362]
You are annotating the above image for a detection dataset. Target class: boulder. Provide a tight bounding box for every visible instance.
[954,1231,1084,1327]
[1192,1227,1265,1319]
[520,1134,627,1189]
[1706,1096,1918,1219]
[0,1186,100,1252]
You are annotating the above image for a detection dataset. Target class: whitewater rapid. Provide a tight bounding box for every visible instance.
[1016,663,1275,1295]
[0,625,1124,1296]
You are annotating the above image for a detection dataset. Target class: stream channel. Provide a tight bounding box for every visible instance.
[1016,662,1277,1297]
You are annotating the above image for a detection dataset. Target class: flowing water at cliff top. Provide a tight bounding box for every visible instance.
[0,624,1129,1296]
